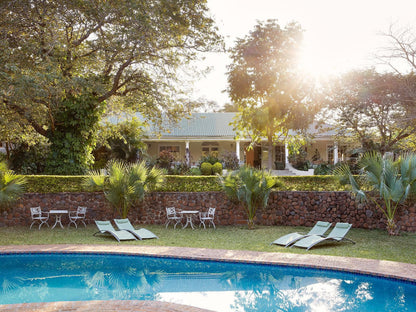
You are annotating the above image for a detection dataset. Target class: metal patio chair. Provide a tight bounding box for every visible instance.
[165,207,183,229]
[68,206,87,228]
[30,206,50,230]
[199,207,216,229]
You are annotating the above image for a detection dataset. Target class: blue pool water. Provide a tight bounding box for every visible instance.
[0,253,415,311]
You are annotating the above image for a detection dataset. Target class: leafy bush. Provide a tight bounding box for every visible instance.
[314,163,334,175]
[0,161,26,210]
[169,162,190,175]
[9,142,49,174]
[188,167,202,175]
[200,162,213,175]
[212,162,223,175]
[156,150,175,169]
[200,154,220,165]
[220,151,239,170]
[84,160,164,218]
[219,166,276,229]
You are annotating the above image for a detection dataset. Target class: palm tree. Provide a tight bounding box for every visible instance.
[0,161,26,210]
[334,152,416,235]
[84,160,164,218]
[220,166,276,229]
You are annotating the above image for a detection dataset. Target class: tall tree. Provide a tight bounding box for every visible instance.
[227,20,315,169]
[0,0,222,174]
[321,70,416,154]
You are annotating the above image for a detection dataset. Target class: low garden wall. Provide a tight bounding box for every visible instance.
[2,191,416,232]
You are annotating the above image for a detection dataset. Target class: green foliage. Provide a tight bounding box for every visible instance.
[227,19,316,168]
[156,151,175,170]
[24,176,87,193]
[212,162,223,175]
[220,151,240,170]
[0,161,26,210]
[45,95,104,175]
[334,152,416,235]
[275,176,347,191]
[84,160,164,218]
[188,167,202,176]
[170,162,190,175]
[20,174,352,193]
[9,142,49,174]
[200,162,213,175]
[200,154,220,165]
[160,176,221,192]
[1,0,222,175]
[94,118,147,166]
[322,70,416,154]
[219,166,276,229]
[313,164,335,175]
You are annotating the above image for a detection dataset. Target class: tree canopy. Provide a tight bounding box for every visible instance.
[321,69,416,154]
[227,20,316,169]
[0,0,222,174]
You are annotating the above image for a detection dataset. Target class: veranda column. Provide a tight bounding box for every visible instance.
[235,140,240,161]
[284,142,289,167]
[333,143,338,165]
[185,141,190,166]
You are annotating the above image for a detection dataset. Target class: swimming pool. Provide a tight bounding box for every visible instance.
[0,253,415,311]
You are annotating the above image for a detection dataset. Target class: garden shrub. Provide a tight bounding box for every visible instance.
[200,162,213,175]
[313,164,334,175]
[199,154,220,165]
[212,162,223,175]
[188,167,202,175]
[220,152,239,170]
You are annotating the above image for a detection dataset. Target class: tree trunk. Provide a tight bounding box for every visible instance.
[387,218,399,236]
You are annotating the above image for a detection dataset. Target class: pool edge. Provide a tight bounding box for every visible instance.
[1,244,415,283]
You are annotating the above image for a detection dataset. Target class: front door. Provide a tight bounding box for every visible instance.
[245,145,261,168]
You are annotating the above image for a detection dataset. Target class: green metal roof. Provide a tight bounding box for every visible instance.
[151,113,237,138]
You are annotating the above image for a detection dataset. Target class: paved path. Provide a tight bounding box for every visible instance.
[0,244,415,311]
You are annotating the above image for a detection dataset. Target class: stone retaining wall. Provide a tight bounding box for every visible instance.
[2,191,415,232]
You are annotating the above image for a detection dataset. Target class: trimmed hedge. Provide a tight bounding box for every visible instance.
[160,176,221,192]
[22,174,351,193]
[276,176,350,191]
[24,175,88,193]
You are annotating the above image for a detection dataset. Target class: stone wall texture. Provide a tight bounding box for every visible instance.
[2,191,416,232]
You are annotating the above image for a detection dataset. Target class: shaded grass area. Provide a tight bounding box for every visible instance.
[0,225,415,264]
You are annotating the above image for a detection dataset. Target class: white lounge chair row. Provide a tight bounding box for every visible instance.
[271,221,355,250]
[94,219,158,242]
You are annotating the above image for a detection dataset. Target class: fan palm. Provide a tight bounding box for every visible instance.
[334,152,416,235]
[0,161,26,210]
[84,160,164,218]
[220,166,276,229]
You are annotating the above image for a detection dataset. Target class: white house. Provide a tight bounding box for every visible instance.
[144,113,342,172]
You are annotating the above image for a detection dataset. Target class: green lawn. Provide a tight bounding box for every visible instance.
[1,225,415,264]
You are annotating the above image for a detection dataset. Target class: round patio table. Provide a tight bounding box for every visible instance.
[180,210,199,229]
[49,210,68,229]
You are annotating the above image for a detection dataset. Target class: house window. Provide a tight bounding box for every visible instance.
[274,145,285,162]
[202,146,219,157]
[201,142,219,157]
[159,145,180,159]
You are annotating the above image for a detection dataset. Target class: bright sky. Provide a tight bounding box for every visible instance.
[193,0,416,106]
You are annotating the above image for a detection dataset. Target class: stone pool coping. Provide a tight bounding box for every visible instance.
[0,244,415,311]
